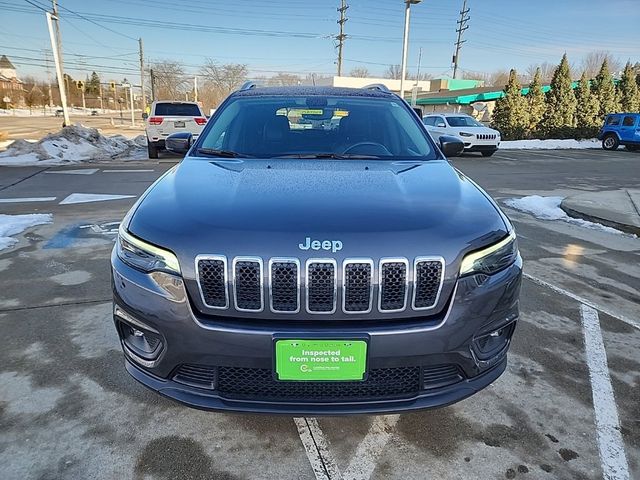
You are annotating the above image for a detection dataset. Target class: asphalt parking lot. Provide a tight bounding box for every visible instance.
[0,148,638,480]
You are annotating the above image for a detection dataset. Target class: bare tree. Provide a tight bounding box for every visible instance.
[581,51,622,79]
[488,69,512,87]
[267,73,300,86]
[303,73,333,86]
[385,64,402,80]
[350,67,370,78]
[525,62,556,83]
[150,60,188,100]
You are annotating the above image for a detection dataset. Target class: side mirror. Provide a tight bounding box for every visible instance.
[141,112,148,120]
[436,122,446,128]
[439,135,465,158]
[165,132,193,155]
[412,107,422,118]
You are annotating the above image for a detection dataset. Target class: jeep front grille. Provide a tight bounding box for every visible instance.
[269,259,300,313]
[343,260,373,313]
[379,259,408,312]
[196,256,444,315]
[306,260,337,313]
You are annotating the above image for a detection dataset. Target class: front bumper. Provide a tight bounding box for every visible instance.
[464,144,499,152]
[111,250,522,414]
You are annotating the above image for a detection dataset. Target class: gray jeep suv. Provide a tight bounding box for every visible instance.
[111,85,522,414]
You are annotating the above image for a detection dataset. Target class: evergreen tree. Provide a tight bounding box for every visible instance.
[86,71,101,95]
[592,59,618,119]
[574,71,600,138]
[525,67,545,137]
[540,54,577,138]
[618,61,639,112]
[490,69,528,140]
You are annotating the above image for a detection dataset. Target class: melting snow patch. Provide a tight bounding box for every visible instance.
[500,139,600,150]
[504,196,629,235]
[0,124,146,166]
[0,213,53,250]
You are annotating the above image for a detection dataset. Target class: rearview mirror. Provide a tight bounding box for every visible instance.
[439,135,464,158]
[165,132,193,155]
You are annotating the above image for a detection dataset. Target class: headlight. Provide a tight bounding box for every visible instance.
[459,131,474,137]
[459,231,518,276]
[116,226,181,274]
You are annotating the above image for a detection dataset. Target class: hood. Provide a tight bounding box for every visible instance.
[129,158,508,275]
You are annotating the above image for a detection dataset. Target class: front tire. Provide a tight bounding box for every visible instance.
[481,150,496,157]
[147,141,159,159]
[602,135,619,150]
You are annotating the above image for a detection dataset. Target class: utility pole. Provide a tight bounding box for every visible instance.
[138,38,146,111]
[411,47,423,106]
[193,76,198,103]
[400,0,422,100]
[336,0,348,76]
[150,68,156,102]
[452,0,470,80]
[99,82,104,112]
[46,8,69,126]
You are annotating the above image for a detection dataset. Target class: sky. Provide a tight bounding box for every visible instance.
[0,0,638,85]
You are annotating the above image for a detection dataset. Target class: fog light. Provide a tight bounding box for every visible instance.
[114,306,164,366]
[120,322,163,360]
[473,322,516,361]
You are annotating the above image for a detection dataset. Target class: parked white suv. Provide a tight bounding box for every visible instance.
[145,101,207,158]
[423,113,500,157]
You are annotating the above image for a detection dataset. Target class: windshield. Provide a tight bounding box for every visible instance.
[197,95,436,159]
[154,103,202,116]
[446,116,484,127]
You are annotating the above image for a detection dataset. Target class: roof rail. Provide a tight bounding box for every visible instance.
[239,81,257,91]
[362,83,390,93]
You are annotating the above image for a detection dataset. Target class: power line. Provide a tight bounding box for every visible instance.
[54,0,138,41]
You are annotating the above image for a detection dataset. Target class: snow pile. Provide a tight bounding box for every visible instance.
[500,139,600,150]
[0,124,146,166]
[0,214,53,250]
[504,195,627,235]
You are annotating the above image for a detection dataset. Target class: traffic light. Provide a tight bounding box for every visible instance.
[76,80,84,90]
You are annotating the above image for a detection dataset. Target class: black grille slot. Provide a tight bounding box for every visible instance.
[173,364,217,390]
[414,260,443,309]
[344,262,372,312]
[380,261,407,311]
[423,364,465,390]
[234,260,262,311]
[218,366,421,401]
[198,258,227,308]
[307,262,336,313]
[270,261,299,312]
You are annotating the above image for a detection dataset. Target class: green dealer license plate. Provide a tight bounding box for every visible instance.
[275,339,367,381]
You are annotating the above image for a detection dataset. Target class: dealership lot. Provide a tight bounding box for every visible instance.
[0,149,638,479]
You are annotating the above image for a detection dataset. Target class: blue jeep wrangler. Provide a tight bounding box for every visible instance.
[598,113,640,151]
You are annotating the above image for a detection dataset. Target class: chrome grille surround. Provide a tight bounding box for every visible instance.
[342,258,374,314]
[412,256,445,311]
[305,258,338,314]
[195,254,229,309]
[268,258,300,314]
[196,255,445,315]
[378,258,410,313]
[232,256,264,312]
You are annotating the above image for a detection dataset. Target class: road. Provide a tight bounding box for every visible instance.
[0,148,638,480]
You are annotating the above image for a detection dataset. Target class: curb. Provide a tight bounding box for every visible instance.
[560,201,640,236]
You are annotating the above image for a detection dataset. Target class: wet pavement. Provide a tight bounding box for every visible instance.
[0,148,638,479]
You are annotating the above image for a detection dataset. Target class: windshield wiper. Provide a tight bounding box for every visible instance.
[195,148,253,158]
[270,153,382,159]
